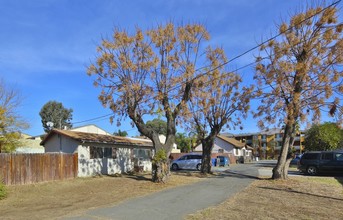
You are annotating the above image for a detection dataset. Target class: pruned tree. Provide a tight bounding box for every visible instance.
[188,48,252,173]
[0,80,29,153]
[175,133,192,153]
[113,129,128,137]
[146,118,167,136]
[39,101,73,133]
[87,22,226,182]
[305,122,343,151]
[254,2,343,179]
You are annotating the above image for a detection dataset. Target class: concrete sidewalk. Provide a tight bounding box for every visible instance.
[65,165,258,220]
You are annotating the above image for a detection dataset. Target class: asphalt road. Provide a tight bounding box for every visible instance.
[64,163,265,220]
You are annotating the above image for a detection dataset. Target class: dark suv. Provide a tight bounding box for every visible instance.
[298,151,343,175]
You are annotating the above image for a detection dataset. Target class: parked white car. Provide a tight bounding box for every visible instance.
[171,154,202,171]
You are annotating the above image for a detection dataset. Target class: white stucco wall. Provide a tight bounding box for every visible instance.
[213,138,235,153]
[43,132,153,177]
[194,137,238,155]
[77,145,152,177]
[77,145,129,177]
[158,135,177,149]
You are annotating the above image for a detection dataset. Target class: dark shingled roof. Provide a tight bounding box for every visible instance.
[41,129,153,148]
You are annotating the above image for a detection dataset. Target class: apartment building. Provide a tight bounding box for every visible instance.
[225,128,305,159]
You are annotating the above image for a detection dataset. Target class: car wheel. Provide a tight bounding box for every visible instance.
[171,163,179,171]
[196,163,201,171]
[307,166,317,175]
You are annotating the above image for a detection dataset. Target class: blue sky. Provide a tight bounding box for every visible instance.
[0,0,329,136]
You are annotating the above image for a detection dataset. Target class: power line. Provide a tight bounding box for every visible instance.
[160,0,342,96]
[72,113,114,125]
[75,0,342,133]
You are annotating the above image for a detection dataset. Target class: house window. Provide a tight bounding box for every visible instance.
[90,147,117,159]
[133,149,151,159]
[104,148,111,158]
[234,148,239,156]
[112,148,117,159]
[104,147,117,159]
[218,149,224,153]
[90,146,103,159]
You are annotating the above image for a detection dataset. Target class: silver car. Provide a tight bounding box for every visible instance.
[171,154,202,171]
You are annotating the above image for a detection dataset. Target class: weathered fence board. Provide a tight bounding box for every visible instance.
[0,153,78,185]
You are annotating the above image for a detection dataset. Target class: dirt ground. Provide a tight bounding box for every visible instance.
[0,173,204,220]
[2,172,343,220]
[187,176,343,220]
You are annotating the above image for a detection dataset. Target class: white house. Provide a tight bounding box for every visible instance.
[194,135,253,162]
[158,135,180,153]
[70,124,111,135]
[41,129,154,177]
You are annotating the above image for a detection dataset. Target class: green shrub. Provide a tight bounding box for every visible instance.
[152,149,167,164]
[0,178,7,200]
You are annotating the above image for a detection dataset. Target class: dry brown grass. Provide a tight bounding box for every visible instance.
[0,173,204,220]
[187,176,343,220]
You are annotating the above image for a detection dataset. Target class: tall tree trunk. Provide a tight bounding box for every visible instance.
[152,159,170,183]
[281,124,296,178]
[272,122,296,180]
[201,136,215,174]
[151,142,172,183]
[272,123,292,179]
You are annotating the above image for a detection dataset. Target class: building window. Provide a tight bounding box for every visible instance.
[90,146,103,159]
[133,149,151,159]
[90,147,117,159]
[112,148,117,159]
[235,148,239,156]
[104,148,111,158]
[218,149,224,153]
[104,148,117,159]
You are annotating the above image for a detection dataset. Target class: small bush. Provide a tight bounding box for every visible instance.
[0,181,7,200]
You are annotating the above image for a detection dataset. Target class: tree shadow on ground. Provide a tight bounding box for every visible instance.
[258,186,343,201]
[105,173,153,182]
[172,169,260,180]
[126,175,152,181]
[334,176,343,186]
[220,170,261,180]
[254,162,277,168]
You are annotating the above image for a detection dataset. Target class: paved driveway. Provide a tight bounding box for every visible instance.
[65,163,263,220]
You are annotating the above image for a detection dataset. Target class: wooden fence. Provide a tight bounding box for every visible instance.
[0,153,78,185]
